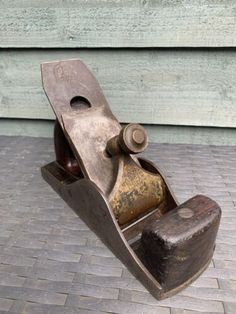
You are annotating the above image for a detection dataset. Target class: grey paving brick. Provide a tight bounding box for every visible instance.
[180,286,236,302]
[119,289,224,313]
[0,265,31,278]
[51,221,90,232]
[0,237,15,247]
[46,234,89,246]
[69,283,119,299]
[86,238,105,247]
[79,254,123,268]
[191,277,219,289]
[0,273,25,287]
[9,300,26,313]
[224,302,236,314]
[171,311,225,314]
[75,273,146,292]
[40,250,81,263]
[214,244,236,261]
[218,279,236,291]
[51,227,96,240]
[0,254,36,267]
[7,237,46,250]
[2,247,44,259]
[23,278,118,300]
[34,258,123,277]
[0,230,12,238]
[214,259,236,270]
[23,278,72,293]
[0,298,14,311]
[20,222,53,235]
[66,295,171,314]
[0,285,67,305]
[20,302,108,314]
[0,265,75,282]
[74,261,123,277]
[203,267,236,281]
[45,243,113,257]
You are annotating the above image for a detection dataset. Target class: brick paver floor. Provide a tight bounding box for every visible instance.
[0,136,235,313]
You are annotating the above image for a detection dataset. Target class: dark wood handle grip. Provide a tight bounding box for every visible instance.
[141,195,221,292]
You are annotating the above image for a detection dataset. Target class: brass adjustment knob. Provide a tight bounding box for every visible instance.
[106,123,148,156]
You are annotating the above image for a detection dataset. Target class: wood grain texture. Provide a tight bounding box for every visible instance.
[1,119,236,146]
[0,49,236,128]
[1,0,236,48]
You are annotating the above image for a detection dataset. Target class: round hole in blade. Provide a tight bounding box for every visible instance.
[70,96,91,110]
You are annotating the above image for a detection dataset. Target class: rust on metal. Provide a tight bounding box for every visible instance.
[41,59,221,300]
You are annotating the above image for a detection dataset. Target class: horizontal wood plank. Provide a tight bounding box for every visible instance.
[1,119,236,146]
[1,1,236,47]
[0,49,236,128]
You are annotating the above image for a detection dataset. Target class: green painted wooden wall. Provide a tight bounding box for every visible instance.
[0,1,236,144]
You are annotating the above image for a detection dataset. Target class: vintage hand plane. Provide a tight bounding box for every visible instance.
[41,59,221,299]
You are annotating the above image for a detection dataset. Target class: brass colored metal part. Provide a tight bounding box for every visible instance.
[109,156,165,225]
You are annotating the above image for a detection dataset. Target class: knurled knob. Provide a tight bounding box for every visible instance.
[119,123,148,154]
[106,123,148,156]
